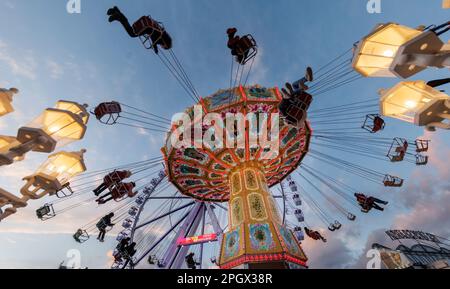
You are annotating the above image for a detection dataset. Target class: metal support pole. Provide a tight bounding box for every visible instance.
[134,201,195,230]
[199,207,206,269]
[169,202,205,269]
[131,209,191,266]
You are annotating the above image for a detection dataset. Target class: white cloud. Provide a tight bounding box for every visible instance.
[47,60,64,79]
[0,41,37,80]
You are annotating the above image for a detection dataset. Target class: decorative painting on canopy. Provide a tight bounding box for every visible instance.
[162,85,312,202]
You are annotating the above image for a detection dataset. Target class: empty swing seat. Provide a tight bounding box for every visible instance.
[383,175,404,187]
[415,139,430,153]
[36,204,56,220]
[333,221,342,230]
[347,213,356,221]
[94,102,122,125]
[415,154,428,166]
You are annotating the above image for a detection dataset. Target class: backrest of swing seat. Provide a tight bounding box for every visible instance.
[133,16,162,36]
[95,102,121,119]
[37,206,51,217]
[236,35,256,53]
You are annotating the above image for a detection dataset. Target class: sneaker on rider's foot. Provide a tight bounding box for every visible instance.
[285,82,294,95]
[305,66,313,82]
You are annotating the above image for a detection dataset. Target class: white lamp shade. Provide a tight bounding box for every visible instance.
[37,150,86,185]
[380,80,449,123]
[353,23,422,77]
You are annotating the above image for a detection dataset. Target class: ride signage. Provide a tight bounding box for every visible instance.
[386,230,441,243]
[177,233,218,246]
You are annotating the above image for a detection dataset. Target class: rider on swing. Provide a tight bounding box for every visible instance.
[96,182,137,204]
[93,170,132,196]
[107,6,172,54]
[354,193,388,213]
[279,67,314,127]
[185,252,201,269]
[97,213,115,242]
[304,227,327,243]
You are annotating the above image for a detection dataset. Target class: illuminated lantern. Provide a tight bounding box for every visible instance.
[18,100,89,150]
[0,88,18,117]
[444,0,450,9]
[0,136,18,153]
[352,22,449,78]
[0,100,89,166]
[0,136,25,163]
[20,149,87,199]
[379,80,450,131]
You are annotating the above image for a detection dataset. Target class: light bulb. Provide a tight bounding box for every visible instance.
[383,50,394,57]
[48,126,60,134]
[405,100,417,109]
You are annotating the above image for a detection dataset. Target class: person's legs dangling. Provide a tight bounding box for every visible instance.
[93,183,107,196]
[372,203,384,211]
[372,197,388,205]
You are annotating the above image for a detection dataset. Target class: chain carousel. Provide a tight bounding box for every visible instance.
[0,5,448,270]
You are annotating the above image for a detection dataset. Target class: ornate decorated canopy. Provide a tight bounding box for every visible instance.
[162,85,312,202]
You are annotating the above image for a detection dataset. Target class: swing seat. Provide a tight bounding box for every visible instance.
[279,91,312,127]
[93,102,122,125]
[415,154,428,166]
[347,213,356,221]
[362,114,385,133]
[133,16,170,51]
[73,229,89,243]
[36,204,56,221]
[234,34,257,65]
[328,225,336,232]
[383,175,404,187]
[148,255,158,265]
[333,221,342,230]
[415,139,430,153]
[387,138,408,162]
[56,182,74,199]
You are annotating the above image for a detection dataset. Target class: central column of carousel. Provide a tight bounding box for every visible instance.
[219,161,308,269]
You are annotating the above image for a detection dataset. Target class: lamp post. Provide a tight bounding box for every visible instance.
[352,22,450,78]
[379,80,450,131]
[0,100,89,166]
[0,149,87,221]
[0,88,19,117]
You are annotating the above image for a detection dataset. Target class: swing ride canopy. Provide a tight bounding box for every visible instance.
[162,85,312,202]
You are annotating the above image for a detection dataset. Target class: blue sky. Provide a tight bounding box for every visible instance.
[0,0,449,269]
